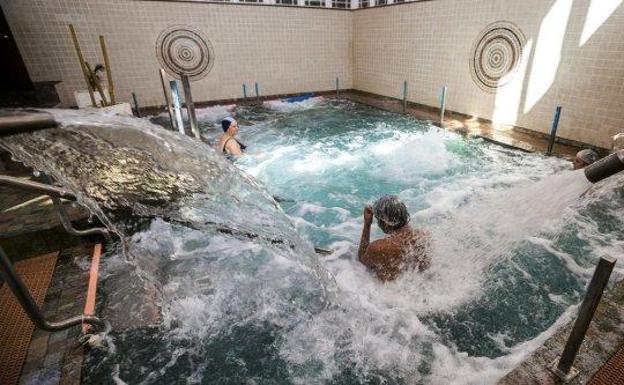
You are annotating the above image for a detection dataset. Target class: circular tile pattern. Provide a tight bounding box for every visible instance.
[470,21,526,92]
[156,25,214,81]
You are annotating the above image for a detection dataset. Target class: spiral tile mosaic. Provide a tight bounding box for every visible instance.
[470,21,526,92]
[156,25,215,81]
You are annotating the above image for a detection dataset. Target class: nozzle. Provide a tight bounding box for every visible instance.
[584,150,624,183]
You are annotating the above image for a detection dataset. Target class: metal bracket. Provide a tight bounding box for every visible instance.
[548,358,579,383]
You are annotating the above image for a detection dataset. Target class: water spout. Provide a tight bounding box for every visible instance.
[584,150,624,183]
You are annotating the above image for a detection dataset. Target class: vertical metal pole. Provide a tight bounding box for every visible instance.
[181,74,200,139]
[99,35,116,105]
[255,82,260,103]
[336,77,340,97]
[242,84,248,99]
[68,24,97,107]
[170,80,185,135]
[440,86,447,125]
[555,256,616,379]
[547,106,562,155]
[159,69,175,130]
[402,80,408,113]
[131,92,140,117]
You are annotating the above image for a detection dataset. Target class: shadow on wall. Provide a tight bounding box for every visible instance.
[492,0,622,130]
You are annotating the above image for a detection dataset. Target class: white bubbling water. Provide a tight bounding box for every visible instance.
[263,96,325,112]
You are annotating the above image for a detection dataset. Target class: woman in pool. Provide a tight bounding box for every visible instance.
[218,117,247,156]
[358,195,431,281]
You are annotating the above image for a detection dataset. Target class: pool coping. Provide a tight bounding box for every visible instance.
[498,279,624,385]
[141,88,606,159]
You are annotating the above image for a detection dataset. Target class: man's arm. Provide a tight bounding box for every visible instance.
[358,205,374,263]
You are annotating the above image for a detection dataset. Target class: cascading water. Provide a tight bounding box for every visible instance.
[1,99,623,384]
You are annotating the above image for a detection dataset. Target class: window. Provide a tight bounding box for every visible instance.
[305,0,322,6]
[377,0,387,5]
[359,0,369,7]
[276,0,297,4]
[332,0,348,8]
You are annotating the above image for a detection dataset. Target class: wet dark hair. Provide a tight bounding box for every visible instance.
[372,195,410,232]
[222,117,235,132]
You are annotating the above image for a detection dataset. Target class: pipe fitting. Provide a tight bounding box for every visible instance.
[584,150,624,183]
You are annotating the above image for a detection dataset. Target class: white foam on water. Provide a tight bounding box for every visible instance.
[263,96,325,112]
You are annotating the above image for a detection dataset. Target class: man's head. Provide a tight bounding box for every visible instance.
[372,195,410,234]
[222,117,239,135]
[574,149,598,170]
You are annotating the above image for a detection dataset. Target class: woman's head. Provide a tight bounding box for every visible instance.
[372,195,410,233]
[222,117,238,135]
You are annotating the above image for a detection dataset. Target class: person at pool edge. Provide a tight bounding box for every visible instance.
[573,149,598,170]
[218,117,247,156]
[358,195,431,281]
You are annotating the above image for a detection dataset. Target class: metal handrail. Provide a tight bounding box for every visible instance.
[0,246,104,331]
[0,174,109,332]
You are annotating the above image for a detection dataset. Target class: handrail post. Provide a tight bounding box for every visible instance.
[180,74,200,139]
[439,86,447,126]
[255,82,260,103]
[131,92,141,117]
[242,84,248,100]
[549,256,616,382]
[547,106,562,155]
[170,80,185,135]
[336,77,340,98]
[158,69,175,130]
[402,80,408,113]
[0,246,104,331]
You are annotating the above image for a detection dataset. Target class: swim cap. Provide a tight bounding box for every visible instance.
[372,195,410,231]
[576,149,598,165]
[222,117,235,132]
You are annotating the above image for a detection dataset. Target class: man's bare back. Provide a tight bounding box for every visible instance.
[358,196,431,282]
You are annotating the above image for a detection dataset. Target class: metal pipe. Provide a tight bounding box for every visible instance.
[170,80,185,135]
[159,69,175,130]
[440,86,447,125]
[402,80,408,113]
[0,175,76,200]
[51,195,112,243]
[554,256,616,379]
[255,82,260,103]
[242,84,248,99]
[68,24,96,107]
[584,150,624,183]
[0,246,104,331]
[85,61,109,106]
[180,75,200,139]
[336,77,340,98]
[131,92,141,117]
[0,111,58,137]
[547,106,562,155]
[99,35,116,105]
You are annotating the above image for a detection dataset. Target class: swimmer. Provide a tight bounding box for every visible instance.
[218,117,247,156]
[358,195,431,282]
[573,149,598,170]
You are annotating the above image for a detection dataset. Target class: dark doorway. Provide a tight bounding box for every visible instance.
[0,5,33,92]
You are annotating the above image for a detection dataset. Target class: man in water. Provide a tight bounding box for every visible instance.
[218,117,247,156]
[573,149,598,170]
[358,195,431,281]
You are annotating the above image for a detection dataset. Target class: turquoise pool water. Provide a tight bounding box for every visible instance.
[22,97,619,385]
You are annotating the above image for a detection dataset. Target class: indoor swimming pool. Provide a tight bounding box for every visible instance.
[2,98,623,384]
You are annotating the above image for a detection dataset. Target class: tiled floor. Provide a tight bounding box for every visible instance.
[17,245,94,385]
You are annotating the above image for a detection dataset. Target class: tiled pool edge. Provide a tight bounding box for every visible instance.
[141,89,601,159]
[498,279,624,385]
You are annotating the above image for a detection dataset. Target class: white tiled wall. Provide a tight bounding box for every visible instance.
[0,0,353,108]
[2,0,623,147]
[354,0,624,148]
